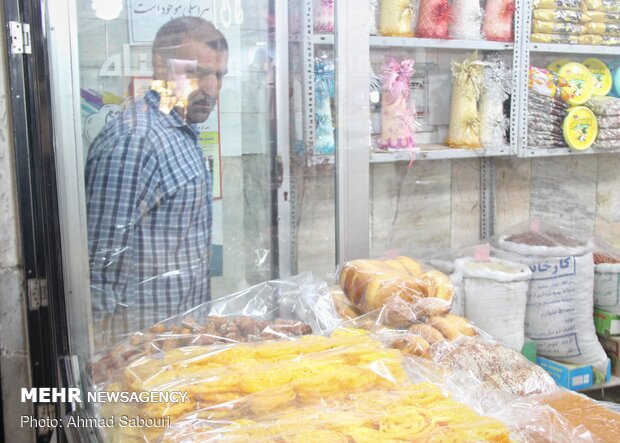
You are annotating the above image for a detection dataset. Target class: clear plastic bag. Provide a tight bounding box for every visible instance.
[532,19,584,34]
[533,9,587,23]
[533,0,584,10]
[595,127,620,140]
[338,256,454,317]
[587,95,620,115]
[595,114,620,129]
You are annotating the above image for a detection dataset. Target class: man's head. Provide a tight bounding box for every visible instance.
[152,17,229,124]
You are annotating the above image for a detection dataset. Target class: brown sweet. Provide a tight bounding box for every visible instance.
[538,390,620,442]
[428,316,461,341]
[506,231,584,247]
[390,334,430,358]
[407,324,446,344]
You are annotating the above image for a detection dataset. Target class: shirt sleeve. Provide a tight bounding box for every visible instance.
[85,131,160,321]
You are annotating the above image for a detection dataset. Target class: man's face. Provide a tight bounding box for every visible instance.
[162,40,228,124]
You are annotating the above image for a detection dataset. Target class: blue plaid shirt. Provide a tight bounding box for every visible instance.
[86,90,212,331]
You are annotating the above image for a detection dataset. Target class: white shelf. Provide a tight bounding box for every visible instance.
[369,36,514,51]
[520,147,620,158]
[578,376,620,392]
[370,144,510,162]
[528,43,620,56]
[312,34,514,51]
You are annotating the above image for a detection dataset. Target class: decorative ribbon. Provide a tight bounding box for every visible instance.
[483,57,512,100]
[452,59,484,100]
[314,58,335,98]
[383,59,415,103]
[461,114,481,140]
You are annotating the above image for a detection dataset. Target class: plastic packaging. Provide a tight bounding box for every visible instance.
[480,57,511,147]
[87,273,343,385]
[416,0,452,39]
[378,59,416,149]
[563,106,598,150]
[582,57,613,97]
[455,257,531,351]
[528,67,575,102]
[495,222,609,376]
[338,255,454,318]
[559,62,595,106]
[533,9,587,23]
[593,238,620,314]
[533,0,584,9]
[596,114,620,128]
[313,0,334,33]
[532,20,584,34]
[379,0,415,37]
[447,57,484,148]
[588,11,620,23]
[450,0,484,40]
[482,0,515,42]
[586,95,620,115]
[584,21,620,35]
[586,0,620,13]
[595,127,620,139]
[314,55,336,154]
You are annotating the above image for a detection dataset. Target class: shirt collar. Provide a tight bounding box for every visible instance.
[144,89,200,137]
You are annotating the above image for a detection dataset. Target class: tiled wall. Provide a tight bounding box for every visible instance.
[0,5,35,441]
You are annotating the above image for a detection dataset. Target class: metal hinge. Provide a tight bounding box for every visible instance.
[28,278,48,310]
[9,21,31,55]
[35,404,55,436]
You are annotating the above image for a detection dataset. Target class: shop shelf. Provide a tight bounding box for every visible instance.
[312,34,514,51]
[528,43,620,56]
[578,375,620,392]
[519,147,620,158]
[370,144,510,162]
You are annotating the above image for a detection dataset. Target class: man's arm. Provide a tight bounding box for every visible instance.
[85,131,159,321]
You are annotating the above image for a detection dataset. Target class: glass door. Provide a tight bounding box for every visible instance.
[46,0,293,356]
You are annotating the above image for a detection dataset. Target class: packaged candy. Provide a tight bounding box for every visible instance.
[313,0,334,33]
[582,58,612,96]
[586,95,620,115]
[586,0,620,13]
[416,0,452,39]
[533,0,583,9]
[482,0,515,42]
[380,0,415,37]
[447,57,484,148]
[378,59,416,149]
[587,11,620,23]
[532,20,584,34]
[528,67,575,102]
[563,106,598,150]
[533,9,588,23]
[596,115,620,129]
[450,0,484,40]
[559,62,595,106]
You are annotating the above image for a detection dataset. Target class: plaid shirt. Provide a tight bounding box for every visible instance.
[86,90,212,334]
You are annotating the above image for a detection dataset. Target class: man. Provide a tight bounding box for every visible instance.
[86,17,228,342]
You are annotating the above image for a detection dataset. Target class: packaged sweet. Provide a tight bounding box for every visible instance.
[338,255,454,318]
[533,0,583,9]
[584,21,620,35]
[313,0,334,33]
[585,0,620,13]
[378,59,416,149]
[559,62,596,106]
[587,10,620,23]
[450,0,484,40]
[597,114,620,129]
[563,106,598,150]
[482,0,515,41]
[586,95,620,115]
[416,0,452,39]
[595,127,620,139]
[533,8,587,23]
[582,57,612,96]
[480,57,511,147]
[528,67,575,102]
[447,57,484,148]
[495,222,609,376]
[546,58,571,73]
[530,33,579,44]
[592,140,620,150]
[380,0,415,37]
[528,120,564,135]
[532,19,584,34]
[314,55,336,154]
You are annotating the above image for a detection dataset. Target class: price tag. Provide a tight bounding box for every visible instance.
[530,219,541,232]
[474,244,491,262]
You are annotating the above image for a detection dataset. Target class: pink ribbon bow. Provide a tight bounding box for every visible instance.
[383,59,415,102]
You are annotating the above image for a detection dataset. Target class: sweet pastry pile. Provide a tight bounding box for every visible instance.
[99,333,511,442]
[89,316,312,384]
[338,256,454,316]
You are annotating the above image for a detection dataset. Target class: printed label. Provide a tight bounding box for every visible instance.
[533,333,581,358]
[529,257,576,281]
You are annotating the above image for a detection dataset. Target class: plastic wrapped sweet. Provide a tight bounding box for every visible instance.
[593,237,620,314]
[532,20,584,34]
[450,0,484,40]
[584,21,620,35]
[379,0,415,37]
[586,0,620,13]
[313,0,334,33]
[533,9,587,23]
[529,67,575,102]
[480,57,511,147]
[588,11,620,22]
[314,55,335,155]
[586,95,620,115]
[482,0,515,42]
[447,57,484,148]
[595,127,620,139]
[338,256,454,319]
[378,59,416,149]
[87,273,344,385]
[596,115,620,129]
[495,222,609,376]
[533,0,584,9]
[416,0,452,39]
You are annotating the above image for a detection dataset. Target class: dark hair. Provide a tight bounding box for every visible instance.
[152,17,228,60]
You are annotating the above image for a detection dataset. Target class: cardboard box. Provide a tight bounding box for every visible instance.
[598,334,620,377]
[593,308,620,336]
[536,356,611,391]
